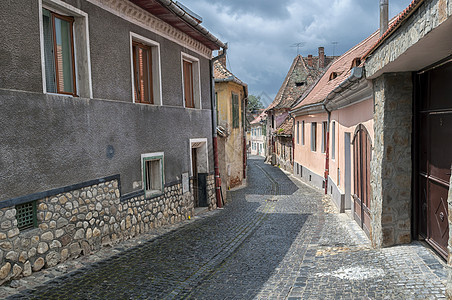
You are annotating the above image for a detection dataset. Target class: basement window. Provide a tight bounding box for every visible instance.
[16,201,37,231]
[141,153,164,196]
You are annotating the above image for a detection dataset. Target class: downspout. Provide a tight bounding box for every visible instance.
[323,105,331,195]
[210,45,228,208]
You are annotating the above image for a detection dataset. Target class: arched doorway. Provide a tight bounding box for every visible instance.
[353,124,372,237]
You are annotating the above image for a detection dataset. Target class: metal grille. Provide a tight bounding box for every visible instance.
[16,201,37,230]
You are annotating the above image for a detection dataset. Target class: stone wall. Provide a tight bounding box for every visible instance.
[0,174,216,284]
[370,72,413,248]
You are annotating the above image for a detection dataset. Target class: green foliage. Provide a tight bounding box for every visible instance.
[247,95,264,112]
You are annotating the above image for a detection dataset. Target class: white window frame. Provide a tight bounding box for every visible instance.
[302,120,305,145]
[311,122,317,152]
[189,138,209,176]
[39,0,93,98]
[141,152,164,197]
[321,121,327,153]
[181,52,201,109]
[332,121,336,160]
[129,32,162,105]
[296,121,300,144]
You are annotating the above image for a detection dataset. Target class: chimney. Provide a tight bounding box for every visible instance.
[307,55,313,67]
[318,47,325,69]
[380,0,388,36]
[218,50,226,67]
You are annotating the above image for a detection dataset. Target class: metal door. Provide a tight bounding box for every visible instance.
[191,147,199,208]
[416,61,452,258]
[353,124,371,237]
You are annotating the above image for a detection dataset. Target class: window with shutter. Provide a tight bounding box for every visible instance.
[183,60,194,108]
[232,93,239,128]
[132,41,154,104]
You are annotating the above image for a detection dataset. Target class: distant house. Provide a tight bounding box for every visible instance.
[291,30,380,237]
[265,48,334,172]
[0,0,224,283]
[250,112,267,157]
[214,56,248,193]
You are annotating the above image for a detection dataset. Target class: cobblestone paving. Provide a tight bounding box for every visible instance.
[3,156,448,299]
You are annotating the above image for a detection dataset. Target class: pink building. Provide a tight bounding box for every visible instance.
[291,30,379,236]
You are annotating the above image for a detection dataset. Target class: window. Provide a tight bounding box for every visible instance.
[42,8,76,95]
[130,33,161,105]
[321,121,328,153]
[302,121,305,145]
[271,115,275,129]
[182,52,201,108]
[296,121,300,144]
[311,122,317,151]
[141,153,164,196]
[232,93,239,128]
[16,201,38,231]
[332,121,336,159]
[40,1,92,98]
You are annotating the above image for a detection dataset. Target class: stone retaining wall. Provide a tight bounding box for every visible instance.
[0,175,216,284]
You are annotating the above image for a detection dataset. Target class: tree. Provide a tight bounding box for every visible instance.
[247,95,264,113]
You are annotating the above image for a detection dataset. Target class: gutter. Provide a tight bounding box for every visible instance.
[156,0,225,49]
[209,45,228,208]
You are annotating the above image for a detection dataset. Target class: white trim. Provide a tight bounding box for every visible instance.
[39,0,93,98]
[129,32,163,106]
[141,152,165,196]
[85,0,212,59]
[189,138,209,176]
[181,52,202,109]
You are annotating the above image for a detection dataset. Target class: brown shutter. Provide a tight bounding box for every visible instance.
[184,60,194,108]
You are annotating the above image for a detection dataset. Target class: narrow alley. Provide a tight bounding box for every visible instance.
[3,157,447,299]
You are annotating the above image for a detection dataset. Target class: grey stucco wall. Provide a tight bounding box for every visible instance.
[0,90,213,201]
[0,0,42,93]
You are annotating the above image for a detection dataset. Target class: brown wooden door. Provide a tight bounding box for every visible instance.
[416,61,452,259]
[353,124,371,237]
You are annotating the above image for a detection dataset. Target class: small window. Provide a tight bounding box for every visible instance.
[16,201,37,231]
[295,82,305,87]
[132,41,154,104]
[302,121,305,145]
[42,8,76,95]
[232,93,240,128]
[141,153,164,196]
[329,72,338,81]
[351,58,362,69]
[321,121,328,153]
[182,52,201,108]
[311,122,317,152]
[296,121,300,144]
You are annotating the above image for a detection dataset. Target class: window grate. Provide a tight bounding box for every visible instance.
[16,201,37,231]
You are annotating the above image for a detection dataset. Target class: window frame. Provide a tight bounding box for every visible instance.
[311,122,317,152]
[39,0,92,98]
[130,32,162,105]
[141,152,164,197]
[296,121,300,144]
[302,120,305,145]
[181,52,201,109]
[332,121,336,160]
[321,121,328,153]
[16,201,38,231]
[232,93,240,128]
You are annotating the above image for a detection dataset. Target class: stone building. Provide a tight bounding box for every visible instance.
[0,0,225,284]
[214,57,248,193]
[363,0,452,270]
[265,49,334,172]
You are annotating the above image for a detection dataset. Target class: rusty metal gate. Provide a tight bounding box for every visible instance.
[415,60,452,259]
[353,124,371,237]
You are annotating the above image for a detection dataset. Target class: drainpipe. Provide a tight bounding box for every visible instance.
[323,105,331,195]
[210,45,228,208]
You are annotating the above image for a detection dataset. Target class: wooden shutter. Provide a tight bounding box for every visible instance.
[184,60,194,108]
[133,42,153,104]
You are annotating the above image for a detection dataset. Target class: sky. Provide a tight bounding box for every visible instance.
[183,0,413,107]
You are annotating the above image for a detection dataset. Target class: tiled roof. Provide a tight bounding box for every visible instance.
[292,30,380,110]
[266,54,334,112]
[275,117,293,136]
[214,60,247,87]
[250,111,267,124]
[363,0,424,60]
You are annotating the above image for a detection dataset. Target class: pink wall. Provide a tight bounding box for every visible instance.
[293,98,374,200]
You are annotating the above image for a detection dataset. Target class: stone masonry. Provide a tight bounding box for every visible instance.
[0,175,216,285]
[370,72,413,248]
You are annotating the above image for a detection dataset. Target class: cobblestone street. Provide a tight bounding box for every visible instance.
[2,156,447,299]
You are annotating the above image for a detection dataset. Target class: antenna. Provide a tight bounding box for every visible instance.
[290,42,305,55]
[331,41,339,57]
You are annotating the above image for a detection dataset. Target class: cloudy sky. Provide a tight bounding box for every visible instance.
[184,0,413,106]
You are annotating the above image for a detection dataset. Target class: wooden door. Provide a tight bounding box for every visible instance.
[416,61,452,259]
[353,124,371,237]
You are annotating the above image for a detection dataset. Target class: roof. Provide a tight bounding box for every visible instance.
[250,112,267,124]
[129,0,224,50]
[214,60,247,87]
[275,117,293,136]
[266,54,335,112]
[292,30,380,110]
[363,0,424,60]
